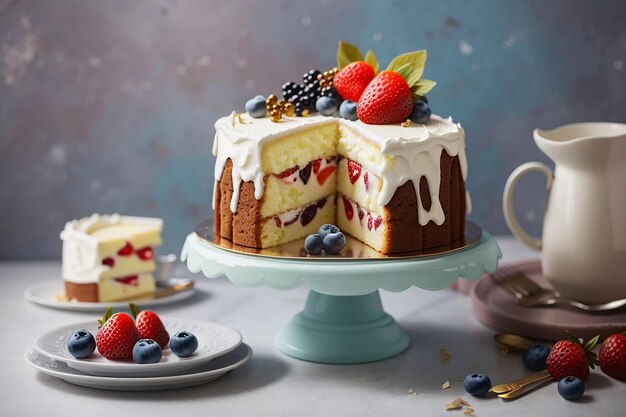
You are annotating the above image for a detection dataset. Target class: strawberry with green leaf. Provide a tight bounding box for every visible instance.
[333,41,379,102]
[357,49,436,124]
[130,303,170,349]
[546,331,599,381]
[95,307,140,359]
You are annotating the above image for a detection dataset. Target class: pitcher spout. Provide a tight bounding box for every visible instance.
[533,122,626,168]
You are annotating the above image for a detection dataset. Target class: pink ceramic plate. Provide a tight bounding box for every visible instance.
[470,260,626,341]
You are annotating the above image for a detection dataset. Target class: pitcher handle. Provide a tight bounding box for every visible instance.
[503,162,553,251]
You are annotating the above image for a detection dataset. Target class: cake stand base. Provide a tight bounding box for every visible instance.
[274,290,410,364]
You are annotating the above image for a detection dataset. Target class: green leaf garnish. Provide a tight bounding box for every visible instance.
[364,49,379,74]
[411,79,437,100]
[336,41,363,69]
[395,63,413,80]
[387,50,427,83]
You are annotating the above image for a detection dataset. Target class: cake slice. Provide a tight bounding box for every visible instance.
[60,214,163,302]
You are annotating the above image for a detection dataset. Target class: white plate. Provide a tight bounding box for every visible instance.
[25,343,252,391]
[34,318,242,377]
[24,279,195,312]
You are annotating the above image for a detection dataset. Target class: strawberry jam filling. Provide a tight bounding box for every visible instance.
[342,195,383,232]
[272,196,332,228]
[113,275,140,286]
[273,157,339,186]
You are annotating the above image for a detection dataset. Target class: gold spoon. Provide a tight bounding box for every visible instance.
[494,333,541,352]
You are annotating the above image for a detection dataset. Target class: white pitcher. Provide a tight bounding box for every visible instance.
[503,122,626,304]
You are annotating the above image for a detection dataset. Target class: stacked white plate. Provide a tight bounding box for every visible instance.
[26,318,251,391]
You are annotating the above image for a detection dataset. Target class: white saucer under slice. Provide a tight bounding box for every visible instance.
[25,280,196,312]
[25,343,252,391]
[34,318,242,377]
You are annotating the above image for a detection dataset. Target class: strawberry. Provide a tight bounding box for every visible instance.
[117,242,134,256]
[357,70,414,124]
[316,165,336,185]
[342,196,354,221]
[599,332,626,380]
[347,159,362,184]
[130,303,170,349]
[277,166,298,179]
[374,215,383,231]
[546,331,599,381]
[333,61,376,102]
[95,307,140,359]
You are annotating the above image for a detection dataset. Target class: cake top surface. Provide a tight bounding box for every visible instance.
[214,112,462,148]
[61,214,163,245]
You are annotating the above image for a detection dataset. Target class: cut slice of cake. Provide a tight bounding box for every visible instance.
[60,214,163,302]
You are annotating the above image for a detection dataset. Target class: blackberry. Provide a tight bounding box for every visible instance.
[320,86,342,103]
[303,69,321,85]
[282,81,302,101]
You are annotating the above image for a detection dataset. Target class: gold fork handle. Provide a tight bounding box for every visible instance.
[491,370,551,394]
[498,373,553,399]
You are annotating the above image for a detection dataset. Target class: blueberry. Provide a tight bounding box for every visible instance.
[419,95,428,104]
[66,329,96,359]
[323,232,346,255]
[558,376,585,401]
[132,339,162,364]
[464,373,491,397]
[304,234,323,255]
[409,100,432,124]
[170,331,198,357]
[339,100,358,121]
[315,96,338,116]
[245,95,267,118]
[523,344,550,371]
[318,224,340,239]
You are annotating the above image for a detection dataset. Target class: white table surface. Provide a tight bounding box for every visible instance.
[2,236,625,417]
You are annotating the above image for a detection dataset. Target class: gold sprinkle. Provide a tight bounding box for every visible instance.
[318,67,338,89]
[302,108,310,117]
[442,380,450,390]
[401,119,412,127]
[408,388,416,395]
[464,408,474,415]
[284,102,295,117]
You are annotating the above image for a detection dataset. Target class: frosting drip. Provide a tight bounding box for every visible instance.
[212,112,468,226]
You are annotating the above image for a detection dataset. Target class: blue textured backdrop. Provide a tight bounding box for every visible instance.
[1,0,625,259]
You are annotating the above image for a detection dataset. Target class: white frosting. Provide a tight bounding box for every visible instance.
[213,112,468,226]
[60,214,163,284]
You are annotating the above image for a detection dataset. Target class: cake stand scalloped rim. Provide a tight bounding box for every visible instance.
[180,231,502,296]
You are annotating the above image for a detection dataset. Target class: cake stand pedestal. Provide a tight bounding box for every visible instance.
[181,231,501,364]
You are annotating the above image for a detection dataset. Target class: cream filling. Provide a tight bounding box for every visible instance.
[336,194,385,252]
[260,195,336,247]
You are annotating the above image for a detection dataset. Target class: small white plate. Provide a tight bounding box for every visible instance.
[25,279,195,312]
[34,318,242,377]
[25,343,252,391]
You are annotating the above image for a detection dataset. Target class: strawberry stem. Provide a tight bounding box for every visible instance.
[97,306,112,327]
[129,303,140,320]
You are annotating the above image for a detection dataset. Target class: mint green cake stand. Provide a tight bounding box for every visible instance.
[181,230,501,364]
